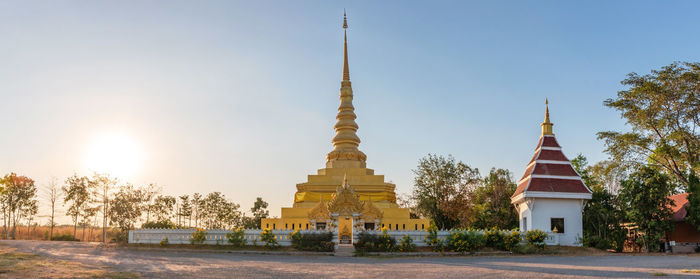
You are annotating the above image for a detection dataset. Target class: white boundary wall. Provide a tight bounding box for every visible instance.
[128,229,559,247]
[128,229,328,246]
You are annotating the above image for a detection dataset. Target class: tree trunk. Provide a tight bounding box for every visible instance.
[50,203,55,240]
[73,216,78,239]
[103,199,107,244]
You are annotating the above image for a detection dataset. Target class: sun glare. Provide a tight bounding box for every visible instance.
[85,132,144,179]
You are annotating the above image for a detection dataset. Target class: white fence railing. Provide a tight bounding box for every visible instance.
[128,229,329,246]
[128,228,559,247]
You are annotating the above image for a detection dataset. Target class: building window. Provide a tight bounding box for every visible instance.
[285,223,288,229]
[266,224,269,229]
[551,218,564,233]
[523,217,527,231]
[316,222,326,230]
[402,224,405,230]
[421,224,424,230]
[306,224,309,230]
[365,223,375,230]
[273,224,276,229]
[415,224,418,230]
[291,224,295,230]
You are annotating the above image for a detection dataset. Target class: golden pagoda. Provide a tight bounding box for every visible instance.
[261,13,429,241]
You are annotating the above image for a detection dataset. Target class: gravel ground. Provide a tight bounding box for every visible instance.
[2,240,699,278]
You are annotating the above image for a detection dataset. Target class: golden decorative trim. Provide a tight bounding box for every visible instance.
[307,200,330,220]
[361,199,383,221]
[327,174,364,216]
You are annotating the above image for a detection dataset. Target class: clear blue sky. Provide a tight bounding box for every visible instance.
[1,1,699,221]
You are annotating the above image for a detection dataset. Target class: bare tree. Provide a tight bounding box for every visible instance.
[91,173,117,244]
[45,178,61,240]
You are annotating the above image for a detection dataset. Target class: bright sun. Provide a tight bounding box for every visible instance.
[85,132,144,179]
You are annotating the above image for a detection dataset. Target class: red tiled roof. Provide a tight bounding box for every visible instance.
[536,149,569,161]
[669,193,689,222]
[531,163,579,177]
[527,178,590,193]
[536,136,561,149]
[513,134,592,199]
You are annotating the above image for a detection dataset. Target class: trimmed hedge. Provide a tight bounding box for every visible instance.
[354,229,396,252]
[289,230,334,252]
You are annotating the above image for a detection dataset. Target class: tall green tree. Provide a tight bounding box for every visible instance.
[90,172,117,244]
[247,197,269,229]
[470,168,518,230]
[199,192,241,229]
[685,171,700,231]
[411,154,480,229]
[63,174,92,239]
[109,183,147,241]
[0,173,38,239]
[151,195,176,224]
[179,195,192,228]
[598,62,700,186]
[619,166,675,252]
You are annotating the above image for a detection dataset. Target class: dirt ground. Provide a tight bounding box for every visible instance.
[1,240,699,278]
[0,244,139,278]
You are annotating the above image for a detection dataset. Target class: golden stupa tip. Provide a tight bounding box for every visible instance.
[343,10,348,29]
[541,98,553,135]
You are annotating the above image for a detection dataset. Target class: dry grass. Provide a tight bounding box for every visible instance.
[0,246,139,278]
[1,225,119,242]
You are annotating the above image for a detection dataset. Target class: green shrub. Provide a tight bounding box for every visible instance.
[260,228,279,249]
[190,228,207,244]
[484,229,506,250]
[425,225,444,252]
[142,220,177,229]
[446,230,485,253]
[226,228,246,247]
[525,229,547,248]
[289,230,334,252]
[159,237,169,246]
[51,233,77,241]
[354,229,396,252]
[503,230,522,251]
[582,235,610,250]
[398,235,417,252]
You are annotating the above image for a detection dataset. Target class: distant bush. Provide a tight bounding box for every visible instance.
[289,230,334,252]
[190,228,207,244]
[354,229,396,252]
[425,225,444,252]
[226,228,246,247]
[260,228,279,249]
[484,229,506,250]
[160,237,169,246]
[142,220,177,229]
[525,230,547,248]
[446,230,485,253]
[51,233,77,241]
[503,230,522,251]
[398,235,416,252]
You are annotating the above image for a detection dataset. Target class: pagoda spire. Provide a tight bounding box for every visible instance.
[343,10,350,82]
[541,98,554,135]
[326,11,367,168]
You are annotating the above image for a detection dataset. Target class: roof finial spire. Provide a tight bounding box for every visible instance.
[541,98,554,135]
[343,9,348,29]
[342,11,350,82]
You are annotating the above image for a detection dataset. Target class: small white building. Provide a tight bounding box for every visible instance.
[511,100,592,246]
